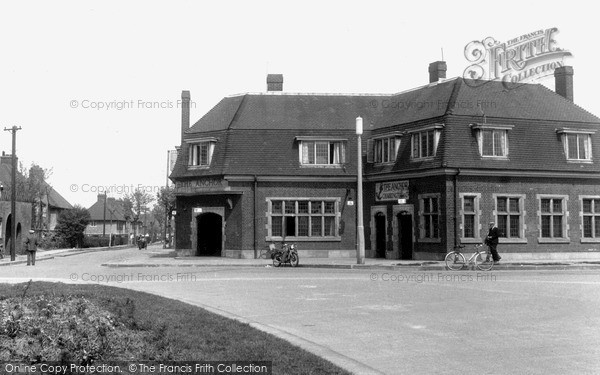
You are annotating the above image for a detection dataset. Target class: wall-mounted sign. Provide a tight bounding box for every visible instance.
[193,207,203,214]
[174,178,229,194]
[375,180,409,202]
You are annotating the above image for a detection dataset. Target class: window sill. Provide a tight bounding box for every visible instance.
[299,164,343,169]
[266,236,341,242]
[581,238,600,243]
[566,159,593,164]
[460,238,483,244]
[481,156,509,160]
[537,238,570,244]
[498,238,528,244]
[411,157,435,162]
[188,165,211,170]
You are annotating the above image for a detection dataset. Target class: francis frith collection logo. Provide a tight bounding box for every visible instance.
[463,27,572,88]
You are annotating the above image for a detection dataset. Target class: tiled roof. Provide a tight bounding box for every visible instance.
[171,78,600,180]
[87,198,128,221]
[47,185,73,209]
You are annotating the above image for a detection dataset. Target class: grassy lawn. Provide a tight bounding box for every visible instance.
[0,281,351,375]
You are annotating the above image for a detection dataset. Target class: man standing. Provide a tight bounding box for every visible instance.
[486,221,502,263]
[24,229,38,266]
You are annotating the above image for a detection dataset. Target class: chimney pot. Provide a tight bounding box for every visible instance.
[554,66,574,102]
[428,61,447,83]
[267,74,283,92]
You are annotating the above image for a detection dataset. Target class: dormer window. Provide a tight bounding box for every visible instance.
[471,123,514,159]
[368,134,402,164]
[296,137,346,167]
[187,137,217,168]
[409,124,444,160]
[557,128,594,162]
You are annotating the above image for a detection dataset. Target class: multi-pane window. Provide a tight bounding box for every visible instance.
[373,136,400,164]
[557,129,594,162]
[117,222,124,231]
[496,196,522,239]
[301,141,344,166]
[412,130,436,159]
[566,133,592,161]
[188,141,215,167]
[582,198,600,239]
[462,195,476,238]
[420,195,440,239]
[472,124,513,158]
[540,198,565,238]
[269,199,338,239]
[481,129,508,157]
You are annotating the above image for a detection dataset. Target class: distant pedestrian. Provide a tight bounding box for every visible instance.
[24,229,38,266]
[485,221,502,263]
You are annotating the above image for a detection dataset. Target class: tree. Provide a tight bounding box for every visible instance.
[54,205,90,248]
[157,186,176,247]
[124,189,155,238]
[16,162,53,230]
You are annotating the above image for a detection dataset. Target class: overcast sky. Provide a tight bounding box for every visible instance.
[0,1,597,208]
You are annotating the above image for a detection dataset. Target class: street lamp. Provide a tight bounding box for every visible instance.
[356,116,365,265]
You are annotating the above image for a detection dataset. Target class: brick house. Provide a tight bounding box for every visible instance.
[85,194,141,238]
[170,64,600,260]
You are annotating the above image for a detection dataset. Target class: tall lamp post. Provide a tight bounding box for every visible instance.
[356,116,365,265]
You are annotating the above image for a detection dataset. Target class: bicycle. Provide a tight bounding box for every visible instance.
[445,243,494,271]
[258,244,276,259]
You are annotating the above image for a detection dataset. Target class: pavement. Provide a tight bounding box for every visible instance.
[3,244,600,271]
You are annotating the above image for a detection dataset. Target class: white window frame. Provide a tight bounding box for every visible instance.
[187,137,217,168]
[266,198,341,241]
[537,194,570,243]
[493,194,527,244]
[557,128,594,162]
[372,134,401,164]
[471,123,513,159]
[418,193,441,243]
[580,195,600,243]
[409,125,443,160]
[459,193,482,243]
[296,137,346,168]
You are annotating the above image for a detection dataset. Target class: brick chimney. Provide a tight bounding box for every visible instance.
[0,151,16,166]
[554,66,573,102]
[267,74,283,91]
[181,90,191,142]
[428,61,447,83]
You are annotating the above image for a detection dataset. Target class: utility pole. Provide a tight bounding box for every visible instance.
[102,193,107,236]
[4,126,22,261]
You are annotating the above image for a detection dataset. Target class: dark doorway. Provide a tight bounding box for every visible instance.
[375,212,386,258]
[196,213,222,256]
[16,223,22,254]
[398,212,413,260]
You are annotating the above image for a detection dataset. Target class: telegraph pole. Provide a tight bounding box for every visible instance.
[4,126,22,261]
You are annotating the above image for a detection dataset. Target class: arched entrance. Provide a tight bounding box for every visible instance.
[374,212,386,258]
[196,212,222,256]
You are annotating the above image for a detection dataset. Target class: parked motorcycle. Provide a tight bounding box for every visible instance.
[271,243,299,267]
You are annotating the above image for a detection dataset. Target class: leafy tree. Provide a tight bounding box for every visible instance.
[156,187,176,247]
[15,162,53,230]
[55,205,90,248]
[124,189,154,238]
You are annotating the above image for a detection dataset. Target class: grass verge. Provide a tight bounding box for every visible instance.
[0,281,351,375]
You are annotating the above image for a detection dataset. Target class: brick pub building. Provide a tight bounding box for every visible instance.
[170,64,600,260]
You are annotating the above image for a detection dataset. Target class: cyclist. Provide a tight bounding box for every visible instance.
[485,221,502,263]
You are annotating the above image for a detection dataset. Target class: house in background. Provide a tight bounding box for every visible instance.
[85,194,138,237]
[45,185,73,230]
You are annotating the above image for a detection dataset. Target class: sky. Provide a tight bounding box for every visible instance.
[0,0,598,208]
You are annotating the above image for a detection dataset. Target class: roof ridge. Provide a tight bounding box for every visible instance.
[535,83,600,123]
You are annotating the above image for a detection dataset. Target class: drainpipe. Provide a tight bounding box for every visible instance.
[454,168,461,248]
[254,175,258,258]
